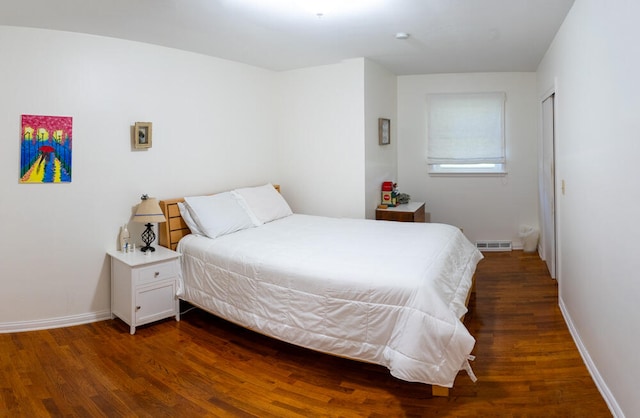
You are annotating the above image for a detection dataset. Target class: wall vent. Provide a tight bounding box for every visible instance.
[475,240,512,252]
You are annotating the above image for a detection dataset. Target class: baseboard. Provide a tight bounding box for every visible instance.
[558,298,623,417]
[0,310,112,333]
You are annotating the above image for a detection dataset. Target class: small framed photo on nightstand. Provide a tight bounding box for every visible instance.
[379,118,390,145]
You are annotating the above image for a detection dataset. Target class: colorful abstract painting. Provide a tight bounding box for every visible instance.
[20,115,73,183]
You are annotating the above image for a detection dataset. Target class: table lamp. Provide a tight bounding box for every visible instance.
[133,194,166,252]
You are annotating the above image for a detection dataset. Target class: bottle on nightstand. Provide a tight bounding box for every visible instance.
[120,224,130,252]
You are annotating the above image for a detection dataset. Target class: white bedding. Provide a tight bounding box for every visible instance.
[177,214,483,387]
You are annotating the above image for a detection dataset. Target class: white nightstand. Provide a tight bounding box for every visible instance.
[107,246,181,334]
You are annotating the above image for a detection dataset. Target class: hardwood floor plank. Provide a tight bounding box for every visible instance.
[0,251,611,417]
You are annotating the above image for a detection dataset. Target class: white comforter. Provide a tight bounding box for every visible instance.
[177,214,483,387]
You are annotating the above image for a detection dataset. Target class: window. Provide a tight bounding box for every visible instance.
[427,92,506,175]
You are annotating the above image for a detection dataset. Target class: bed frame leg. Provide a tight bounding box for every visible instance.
[432,385,449,397]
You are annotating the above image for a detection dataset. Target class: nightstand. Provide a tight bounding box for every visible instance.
[107,246,181,334]
[375,202,430,223]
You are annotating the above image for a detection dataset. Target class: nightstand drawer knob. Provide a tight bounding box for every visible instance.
[154,272,160,278]
[136,306,141,311]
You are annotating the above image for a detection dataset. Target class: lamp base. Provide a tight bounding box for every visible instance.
[140,223,157,253]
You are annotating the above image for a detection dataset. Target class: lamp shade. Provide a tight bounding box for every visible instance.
[133,196,166,223]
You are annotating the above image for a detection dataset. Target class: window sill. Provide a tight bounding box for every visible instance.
[428,171,508,177]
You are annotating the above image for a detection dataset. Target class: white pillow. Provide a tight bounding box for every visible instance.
[177,202,204,236]
[232,183,293,225]
[183,192,256,239]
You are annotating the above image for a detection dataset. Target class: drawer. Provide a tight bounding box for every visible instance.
[136,260,178,286]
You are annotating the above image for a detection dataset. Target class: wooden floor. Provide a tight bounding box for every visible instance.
[0,251,611,417]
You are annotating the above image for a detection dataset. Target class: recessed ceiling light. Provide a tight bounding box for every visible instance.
[395,32,410,40]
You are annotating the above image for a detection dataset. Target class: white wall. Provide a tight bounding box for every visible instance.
[396,73,539,246]
[537,1,640,416]
[277,59,366,218]
[277,58,396,220]
[0,26,280,327]
[0,27,382,329]
[364,59,397,220]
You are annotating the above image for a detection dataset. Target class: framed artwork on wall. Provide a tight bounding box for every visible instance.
[134,122,152,149]
[20,114,73,183]
[379,118,390,145]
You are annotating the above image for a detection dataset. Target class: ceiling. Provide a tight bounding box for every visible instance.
[0,0,574,75]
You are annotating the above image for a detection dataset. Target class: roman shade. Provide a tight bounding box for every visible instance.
[427,92,505,166]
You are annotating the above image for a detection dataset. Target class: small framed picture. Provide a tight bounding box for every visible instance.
[134,122,152,149]
[378,118,390,145]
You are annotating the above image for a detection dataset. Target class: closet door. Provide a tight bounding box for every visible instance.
[541,93,556,279]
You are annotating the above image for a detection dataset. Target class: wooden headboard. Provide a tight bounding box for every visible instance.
[158,185,281,251]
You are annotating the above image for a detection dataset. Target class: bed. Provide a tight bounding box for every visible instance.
[158,184,483,396]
